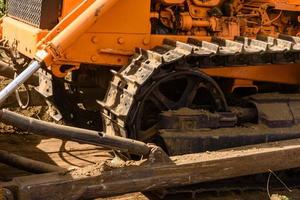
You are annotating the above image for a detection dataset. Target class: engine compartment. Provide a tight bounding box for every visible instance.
[151,0,300,37]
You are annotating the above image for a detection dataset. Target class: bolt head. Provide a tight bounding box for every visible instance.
[118,37,125,44]
[91,36,99,44]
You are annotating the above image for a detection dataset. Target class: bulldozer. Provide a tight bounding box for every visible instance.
[1,0,300,199]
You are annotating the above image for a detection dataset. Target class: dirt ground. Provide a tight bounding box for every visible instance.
[0,109,298,200]
[0,78,299,200]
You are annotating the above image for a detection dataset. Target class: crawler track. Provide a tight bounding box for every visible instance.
[100,34,300,141]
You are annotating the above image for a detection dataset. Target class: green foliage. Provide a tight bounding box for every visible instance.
[0,0,5,17]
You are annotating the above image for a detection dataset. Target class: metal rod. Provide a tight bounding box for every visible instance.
[0,150,64,173]
[0,61,41,105]
[0,109,151,157]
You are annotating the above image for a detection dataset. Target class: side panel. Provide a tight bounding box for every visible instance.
[61,0,83,18]
[89,0,151,34]
[62,0,151,66]
[2,17,47,57]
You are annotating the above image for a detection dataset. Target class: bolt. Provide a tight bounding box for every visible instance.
[91,55,97,62]
[143,37,150,45]
[64,53,71,59]
[118,37,125,44]
[91,36,99,44]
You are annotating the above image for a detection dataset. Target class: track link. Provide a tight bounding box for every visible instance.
[99,34,300,140]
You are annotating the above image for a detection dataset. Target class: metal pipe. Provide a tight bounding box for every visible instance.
[0,109,151,157]
[192,20,211,27]
[0,61,41,106]
[0,150,64,173]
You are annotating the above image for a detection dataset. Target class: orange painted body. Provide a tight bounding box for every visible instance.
[1,0,300,84]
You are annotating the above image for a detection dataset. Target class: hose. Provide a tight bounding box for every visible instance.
[14,72,30,109]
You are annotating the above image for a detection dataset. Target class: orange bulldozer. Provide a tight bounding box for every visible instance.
[1,0,300,199]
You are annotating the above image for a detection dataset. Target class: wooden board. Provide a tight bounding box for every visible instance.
[2,134,300,199]
[0,133,111,181]
[5,138,300,199]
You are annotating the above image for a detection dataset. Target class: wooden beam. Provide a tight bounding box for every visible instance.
[4,139,300,199]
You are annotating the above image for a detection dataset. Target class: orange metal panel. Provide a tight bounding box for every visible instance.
[202,64,300,85]
[88,0,151,34]
[39,0,121,70]
[56,0,151,67]
[274,0,300,11]
[287,0,300,6]
[161,0,185,4]
[61,0,83,18]
[2,17,48,58]
[63,33,150,65]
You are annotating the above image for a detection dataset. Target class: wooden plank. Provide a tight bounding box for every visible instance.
[0,134,111,181]
[6,139,300,199]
